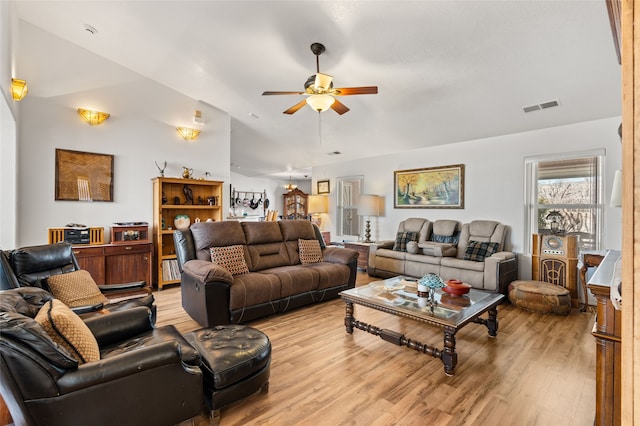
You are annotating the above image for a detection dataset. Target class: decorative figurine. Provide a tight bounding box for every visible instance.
[161,192,168,205]
[155,160,167,177]
[173,196,180,205]
[183,184,194,205]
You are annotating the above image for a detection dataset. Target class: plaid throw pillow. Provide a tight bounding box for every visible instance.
[393,231,419,252]
[463,241,500,262]
[210,245,250,275]
[298,239,323,264]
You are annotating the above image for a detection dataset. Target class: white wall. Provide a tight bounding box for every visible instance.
[313,116,623,279]
[15,23,231,246]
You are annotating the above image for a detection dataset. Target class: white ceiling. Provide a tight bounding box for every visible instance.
[14,0,621,180]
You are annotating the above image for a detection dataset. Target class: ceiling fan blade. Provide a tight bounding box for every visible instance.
[283,99,309,115]
[332,86,378,96]
[262,91,305,96]
[330,99,350,115]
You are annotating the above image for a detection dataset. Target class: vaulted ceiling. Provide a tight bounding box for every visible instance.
[14,1,621,179]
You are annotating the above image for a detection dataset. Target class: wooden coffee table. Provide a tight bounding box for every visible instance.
[339,276,505,376]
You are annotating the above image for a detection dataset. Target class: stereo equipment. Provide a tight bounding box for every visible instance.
[532,233,579,306]
[48,227,104,245]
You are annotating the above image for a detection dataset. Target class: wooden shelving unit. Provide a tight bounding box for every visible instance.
[283,188,308,220]
[152,177,223,289]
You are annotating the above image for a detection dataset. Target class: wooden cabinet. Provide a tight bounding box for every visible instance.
[283,188,308,220]
[72,242,153,297]
[153,177,223,290]
[343,242,372,271]
[587,250,622,425]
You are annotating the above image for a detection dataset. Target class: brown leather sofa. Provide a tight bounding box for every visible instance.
[0,287,203,426]
[174,220,358,327]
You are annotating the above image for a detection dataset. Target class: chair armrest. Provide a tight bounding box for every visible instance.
[371,240,394,251]
[322,247,358,264]
[56,340,198,393]
[98,281,146,292]
[484,253,518,294]
[70,303,104,315]
[83,306,154,347]
[182,259,233,285]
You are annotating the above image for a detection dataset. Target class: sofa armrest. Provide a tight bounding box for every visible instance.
[484,253,518,294]
[182,259,234,286]
[371,240,394,251]
[323,246,358,264]
[83,306,154,347]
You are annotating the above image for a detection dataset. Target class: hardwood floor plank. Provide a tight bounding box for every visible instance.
[155,272,596,425]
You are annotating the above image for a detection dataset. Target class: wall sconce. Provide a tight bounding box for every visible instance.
[77,108,110,125]
[11,78,28,101]
[176,127,200,140]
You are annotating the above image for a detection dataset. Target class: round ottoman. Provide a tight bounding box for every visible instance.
[185,325,271,426]
[508,280,571,315]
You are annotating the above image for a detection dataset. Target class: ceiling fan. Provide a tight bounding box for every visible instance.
[262,42,378,115]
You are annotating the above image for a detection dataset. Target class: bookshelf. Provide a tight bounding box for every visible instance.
[152,177,223,289]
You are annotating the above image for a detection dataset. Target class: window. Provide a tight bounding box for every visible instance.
[525,151,604,253]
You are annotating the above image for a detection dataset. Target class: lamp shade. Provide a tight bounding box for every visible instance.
[357,194,380,217]
[308,195,328,214]
[610,169,622,207]
[77,108,110,125]
[176,126,200,140]
[306,94,335,112]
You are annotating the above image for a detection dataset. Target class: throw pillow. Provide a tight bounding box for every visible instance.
[393,231,419,252]
[463,241,500,262]
[34,299,100,364]
[47,270,109,308]
[298,239,323,264]
[210,245,250,275]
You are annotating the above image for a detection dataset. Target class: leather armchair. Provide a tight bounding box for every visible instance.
[0,243,156,323]
[0,287,203,426]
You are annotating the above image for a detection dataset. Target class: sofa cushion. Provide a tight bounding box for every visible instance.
[35,299,100,364]
[393,231,419,252]
[229,273,282,311]
[192,221,246,261]
[243,222,283,244]
[298,239,323,264]
[210,245,250,276]
[463,241,500,262]
[46,270,109,308]
[279,220,316,241]
[246,243,292,271]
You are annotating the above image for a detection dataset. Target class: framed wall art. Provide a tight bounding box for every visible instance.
[55,148,114,202]
[317,179,330,194]
[394,164,464,209]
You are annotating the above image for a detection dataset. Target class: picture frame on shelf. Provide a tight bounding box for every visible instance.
[317,180,330,194]
[394,164,464,209]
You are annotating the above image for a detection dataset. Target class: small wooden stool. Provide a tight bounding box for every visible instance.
[508,280,571,315]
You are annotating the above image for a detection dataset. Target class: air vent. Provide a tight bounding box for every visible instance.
[523,99,560,113]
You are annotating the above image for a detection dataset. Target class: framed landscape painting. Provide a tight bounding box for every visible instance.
[394,164,464,209]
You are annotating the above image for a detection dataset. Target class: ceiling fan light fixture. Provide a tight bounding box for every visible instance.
[314,73,333,91]
[306,94,335,112]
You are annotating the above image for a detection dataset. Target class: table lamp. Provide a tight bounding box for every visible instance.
[308,195,328,228]
[357,194,380,243]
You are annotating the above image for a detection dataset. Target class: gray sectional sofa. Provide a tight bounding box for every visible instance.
[367,218,518,294]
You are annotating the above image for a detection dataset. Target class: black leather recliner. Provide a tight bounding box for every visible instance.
[0,242,157,322]
[0,287,204,426]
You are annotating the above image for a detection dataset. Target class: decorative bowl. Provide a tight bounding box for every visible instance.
[174,214,191,230]
[442,283,471,295]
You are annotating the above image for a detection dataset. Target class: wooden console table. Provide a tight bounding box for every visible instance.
[587,250,621,426]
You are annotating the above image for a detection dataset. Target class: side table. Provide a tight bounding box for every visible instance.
[579,253,604,312]
[343,242,372,271]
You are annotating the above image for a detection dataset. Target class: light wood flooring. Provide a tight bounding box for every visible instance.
[157,273,596,426]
